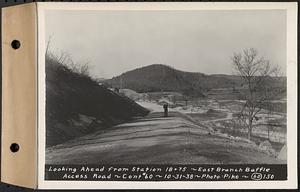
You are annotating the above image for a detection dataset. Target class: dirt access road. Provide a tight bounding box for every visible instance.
[46,110,284,164]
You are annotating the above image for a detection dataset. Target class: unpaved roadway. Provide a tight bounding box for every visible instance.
[46,111,284,164]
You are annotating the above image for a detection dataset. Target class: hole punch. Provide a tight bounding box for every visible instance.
[11,40,21,49]
[10,143,20,153]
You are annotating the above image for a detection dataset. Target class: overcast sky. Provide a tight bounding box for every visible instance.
[45,10,286,78]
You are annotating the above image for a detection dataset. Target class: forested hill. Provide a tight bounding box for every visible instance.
[104,64,241,96]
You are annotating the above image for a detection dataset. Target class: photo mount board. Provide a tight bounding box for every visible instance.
[1,3,37,189]
[1,2,298,190]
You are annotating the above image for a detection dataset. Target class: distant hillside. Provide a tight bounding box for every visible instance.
[46,56,149,147]
[104,64,286,99]
[104,64,240,97]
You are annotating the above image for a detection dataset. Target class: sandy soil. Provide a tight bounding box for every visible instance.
[46,109,285,164]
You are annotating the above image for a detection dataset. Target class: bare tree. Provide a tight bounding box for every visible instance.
[46,35,53,55]
[45,35,92,78]
[78,61,91,76]
[232,48,281,140]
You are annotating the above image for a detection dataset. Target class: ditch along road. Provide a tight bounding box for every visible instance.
[46,104,285,164]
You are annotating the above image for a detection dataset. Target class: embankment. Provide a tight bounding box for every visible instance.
[46,56,149,147]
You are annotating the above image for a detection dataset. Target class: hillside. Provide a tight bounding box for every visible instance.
[104,64,286,99]
[104,64,240,96]
[46,56,150,147]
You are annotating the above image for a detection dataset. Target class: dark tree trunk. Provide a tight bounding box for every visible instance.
[247,129,252,140]
[248,118,253,140]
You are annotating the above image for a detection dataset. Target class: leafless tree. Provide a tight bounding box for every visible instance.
[45,34,53,55]
[232,48,282,140]
[45,35,92,77]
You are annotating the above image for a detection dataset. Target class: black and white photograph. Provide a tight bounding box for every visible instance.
[40,3,296,185]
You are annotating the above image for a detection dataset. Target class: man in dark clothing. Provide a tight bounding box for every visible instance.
[163,103,168,117]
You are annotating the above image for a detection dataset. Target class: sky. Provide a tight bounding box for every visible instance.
[45,10,286,79]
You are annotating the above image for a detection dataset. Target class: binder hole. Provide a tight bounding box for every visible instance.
[10,143,19,153]
[11,40,21,49]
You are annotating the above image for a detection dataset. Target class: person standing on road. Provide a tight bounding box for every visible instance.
[163,103,168,117]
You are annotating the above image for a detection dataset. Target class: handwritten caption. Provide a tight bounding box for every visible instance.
[45,164,286,181]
